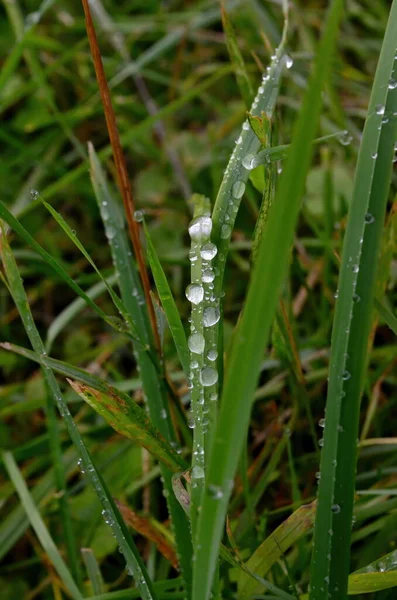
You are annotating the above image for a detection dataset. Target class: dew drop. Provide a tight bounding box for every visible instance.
[331,504,341,514]
[232,180,246,199]
[242,121,250,131]
[202,269,215,283]
[285,54,293,69]
[242,153,256,170]
[338,130,353,146]
[30,188,39,200]
[220,224,232,239]
[133,210,144,222]
[185,284,204,305]
[371,152,378,159]
[200,366,218,387]
[364,212,375,224]
[207,349,218,361]
[208,484,223,499]
[192,465,205,479]
[389,79,397,89]
[318,418,326,428]
[353,293,361,303]
[188,332,205,354]
[200,243,217,260]
[318,438,324,447]
[203,307,220,327]
[187,413,195,428]
[342,370,351,381]
[375,104,385,115]
[189,215,212,241]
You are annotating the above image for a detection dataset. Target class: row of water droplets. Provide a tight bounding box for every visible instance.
[212,51,292,296]
[186,211,220,494]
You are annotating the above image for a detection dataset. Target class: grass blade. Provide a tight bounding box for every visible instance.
[143,221,190,376]
[192,1,343,598]
[82,548,105,595]
[3,451,83,600]
[0,342,187,473]
[0,226,158,599]
[310,2,397,597]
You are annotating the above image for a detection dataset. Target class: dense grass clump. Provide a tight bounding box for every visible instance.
[0,1,396,600]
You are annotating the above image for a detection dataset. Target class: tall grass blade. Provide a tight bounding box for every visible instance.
[3,451,83,600]
[0,227,158,599]
[310,2,397,597]
[192,1,343,598]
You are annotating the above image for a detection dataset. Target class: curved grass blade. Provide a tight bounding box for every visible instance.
[192,1,344,598]
[143,221,190,376]
[374,297,397,335]
[81,548,105,595]
[310,3,397,597]
[238,501,316,598]
[89,144,193,593]
[0,200,124,337]
[0,226,157,600]
[46,274,118,352]
[0,342,187,473]
[3,451,83,600]
[347,571,397,595]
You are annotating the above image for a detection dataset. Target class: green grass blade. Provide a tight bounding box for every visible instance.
[3,451,83,600]
[238,501,316,598]
[143,221,190,375]
[46,274,118,352]
[82,548,105,595]
[347,571,397,595]
[374,297,397,335]
[0,342,187,473]
[89,143,193,593]
[221,4,254,107]
[192,1,343,598]
[0,228,158,600]
[0,200,123,336]
[310,2,397,597]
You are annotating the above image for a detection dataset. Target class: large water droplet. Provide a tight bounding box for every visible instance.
[185,284,204,304]
[202,269,215,283]
[242,153,256,170]
[232,180,246,199]
[203,307,220,327]
[200,366,218,386]
[285,55,293,69]
[188,332,205,354]
[192,465,205,479]
[189,215,212,241]
[200,243,217,260]
[220,224,231,239]
[242,121,250,131]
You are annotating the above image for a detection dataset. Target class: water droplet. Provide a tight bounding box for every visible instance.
[210,392,218,402]
[342,370,351,381]
[242,153,256,170]
[375,104,385,115]
[353,293,361,302]
[192,465,205,479]
[285,55,293,69]
[185,284,204,305]
[331,504,341,514]
[202,269,215,283]
[200,243,217,260]
[220,224,231,239]
[338,130,353,146]
[207,349,218,361]
[236,135,242,145]
[389,78,397,90]
[319,418,326,428]
[242,121,250,131]
[364,212,375,224]
[352,264,359,273]
[334,291,339,299]
[133,210,144,222]
[200,366,218,387]
[208,484,223,499]
[371,152,378,159]
[189,215,212,241]
[318,438,324,447]
[30,189,39,200]
[232,180,246,199]
[188,332,205,354]
[160,408,167,419]
[203,307,220,327]
[315,471,321,480]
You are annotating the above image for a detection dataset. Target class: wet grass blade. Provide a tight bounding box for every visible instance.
[0,342,187,473]
[89,144,193,593]
[221,4,253,107]
[82,548,105,595]
[192,1,343,598]
[0,226,158,599]
[143,221,190,376]
[310,2,397,597]
[3,451,83,600]
[238,501,316,598]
